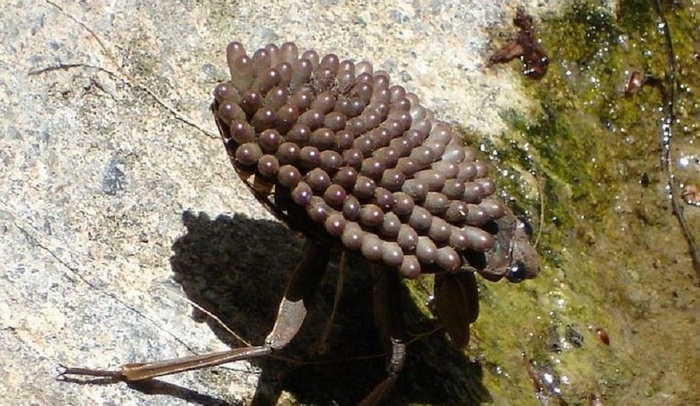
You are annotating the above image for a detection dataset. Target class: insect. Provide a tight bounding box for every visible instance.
[59,42,540,405]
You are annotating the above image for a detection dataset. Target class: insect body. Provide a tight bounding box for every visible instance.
[59,42,539,405]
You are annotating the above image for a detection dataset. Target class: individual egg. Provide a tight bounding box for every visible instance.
[319,150,343,173]
[362,109,382,130]
[252,48,272,72]
[264,43,281,65]
[404,128,428,148]
[428,121,452,145]
[275,142,300,165]
[301,49,320,68]
[324,111,347,131]
[389,84,406,101]
[290,58,313,89]
[359,204,384,227]
[258,129,282,153]
[334,129,355,150]
[397,224,418,251]
[226,42,247,72]
[445,201,469,223]
[373,146,400,168]
[431,161,459,178]
[310,128,335,150]
[342,195,361,221]
[277,164,302,188]
[360,157,385,179]
[416,236,438,264]
[428,217,451,242]
[228,120,255,144]
[379,212,401,238]
[345,116,367,137]
[251,106,276,131]
[251,67,279,94]
[341,223,364,250]
[410,118,432,137]
[298,146,321,169]
[347,98,366,117]
[457,162,478,181]
[324,213,346,236]
[306,168,331,192]
[396,157,419,177]
[441,146,465,164]
[353,175,376,201]
[373,187,394,211]
[240,90,263,117]
[275,62,293,88]
[441,179,466,200]
[391,192,415,216]
[257,154,279,178]
[353,134,375,155]
[479,198,506,219]
[462,182,485,203]
[448,227,470,250]
[402,179,428,202]
[229,55,255,93]
[213,82,241,103]
[280,42,299,64]
[323,184,347,207]
[436,246,460,271]
[379,169,406,192]
[351,82,373,104]
[289,86,314,111]
[217,100,246,124]
[291,182,313,205]
[342,148,364,169]
[399,255,421,279]
[408,206,432,231]
[384,118,408,138]
[306,196,331,222]
[338,59,355,74]
[414,170,446,191]
[336,70,356,91]
[263,86,289,111]
[423,192,449,215]
[475,177,496,197]
[298,108,324,129]
[235,142,262,166]
[409,146,435,168]
[465,204,489,226]
[355,61,373,76]
[275,103,300,134]
[462,226,494,251]
[361,233,383,261]
[474,160,488,177]
[319,53,340,74]
[333,166,359,189]
[310,90,336,114]
[392,98,411,113]
[286,124,311,144]
[381,242,404,267]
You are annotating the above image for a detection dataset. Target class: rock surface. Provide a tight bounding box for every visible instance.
[0,0,566,405]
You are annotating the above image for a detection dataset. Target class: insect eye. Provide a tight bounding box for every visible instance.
[506,260,528,283]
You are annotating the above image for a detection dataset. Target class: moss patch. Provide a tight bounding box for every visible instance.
[404,2,700,405]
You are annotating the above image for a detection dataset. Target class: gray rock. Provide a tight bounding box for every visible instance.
[0,0,567,405]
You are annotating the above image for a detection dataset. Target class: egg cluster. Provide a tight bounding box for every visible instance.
[213,42,506,278]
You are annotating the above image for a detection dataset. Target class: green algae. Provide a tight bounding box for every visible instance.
[457,1,700,405]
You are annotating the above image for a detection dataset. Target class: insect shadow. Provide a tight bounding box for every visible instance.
[166,210,493,405]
